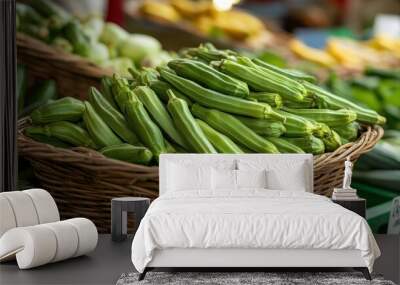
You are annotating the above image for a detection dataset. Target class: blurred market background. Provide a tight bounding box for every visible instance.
[16,0,400,234]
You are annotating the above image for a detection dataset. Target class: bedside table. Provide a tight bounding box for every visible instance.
[332,198,366,218]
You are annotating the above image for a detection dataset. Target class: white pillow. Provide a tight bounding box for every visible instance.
[237,159,309,191]
[212,168,237,191]
[236,169,267,189]
[167,163,212,192]
[267,165,307,191]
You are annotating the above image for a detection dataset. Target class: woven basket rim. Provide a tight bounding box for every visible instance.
[17,117,384,173]
[16,33,114,78]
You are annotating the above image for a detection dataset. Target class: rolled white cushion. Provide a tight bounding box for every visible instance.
[23,189,60,224]
[1,192,39,227]
[42,221,79,262]
[0,226,57,269]
[0,196,17,238]
[65,218,98,257]
[0,218,98,269]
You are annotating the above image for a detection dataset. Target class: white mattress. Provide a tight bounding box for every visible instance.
[131,190,380,273]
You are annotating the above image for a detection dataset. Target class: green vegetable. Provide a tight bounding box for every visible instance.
[333,122,359,141]
[285,136,325,155]
[100,57,134,78]
[31,0,71,30]
[82,17,104,42]
[168,58,249,98]
[191,104,279,153]
[356,141,400,171]
[87,42,109,64]
[51,37,73,53]
[99,22,128,48]
[62,21,91,57]
[216,57,307,102]
[365,68,400,80]
[159,67,284,120]
[196,119,243,153]
[135,86,186,147]
[100,144,153,165]
[88,87,140,145]
[118,34,161,63]
[321,130,342,152]
[48,121,96,148]
[21,80,58,117]
[83,101,122,148]
[305,82,386,125]
[248,92,282,108]
[267,137,305,153]
[141,51,173,68]
[283,108,357,127]
[114,79,166,158]
[100,77,118,109]
[276,110,315,137]
[31,97,84,124]
[234,115,286,137]
[167,90,216,153]
[253,58,316,83]
[148,80,192,106]
[24,131,71,148]
[353,170,400,192]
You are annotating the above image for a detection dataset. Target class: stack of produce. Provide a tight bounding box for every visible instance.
[137,0,270,48]
[24,44,385,166]
[290,35,400,70]
[327,68,400,130]
[16,0,171,77]
[354,131,400,193]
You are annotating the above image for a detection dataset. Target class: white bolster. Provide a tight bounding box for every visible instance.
[1,192,39,227]
[0,196,17,238]
[0,226,57,269]
[65,218,98,257]
[42,221,79,263]
[0,218,98,269]
[23,189,60,224]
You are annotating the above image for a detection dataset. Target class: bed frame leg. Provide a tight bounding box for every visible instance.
[354,267,371,280]
[138,268,148,281]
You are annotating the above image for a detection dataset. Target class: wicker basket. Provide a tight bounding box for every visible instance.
[17,118,383,233]
[17,33,113,100]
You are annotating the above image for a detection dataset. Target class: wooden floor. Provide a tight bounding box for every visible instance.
[0,234,398,285]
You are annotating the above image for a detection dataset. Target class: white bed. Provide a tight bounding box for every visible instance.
[131,154,380,280]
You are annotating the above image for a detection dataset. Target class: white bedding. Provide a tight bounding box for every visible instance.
[131,190,380,273]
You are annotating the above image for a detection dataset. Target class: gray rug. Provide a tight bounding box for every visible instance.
[117,272,395,285]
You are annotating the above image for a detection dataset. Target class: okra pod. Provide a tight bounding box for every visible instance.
[285,135,325,155]
[234,115,286,137]
[248,92,283,108]
[196,119,243,154]
[88,87,140,145]
[100,143,153,165]
[283,107,357,127]
[83,101,122,148]
[113,79,166,158]
[191,104,279,153]
[167,90,216,153]
[267,137,305,154]
[304,81,386,125]
[31,97,84,124]
[216,57,307,102]
[159,67,284,121]
[168,59,249,98]
[135,86,186,148]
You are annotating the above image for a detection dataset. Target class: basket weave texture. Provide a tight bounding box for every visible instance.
[17,33,112,100]
[18,118,383,233]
